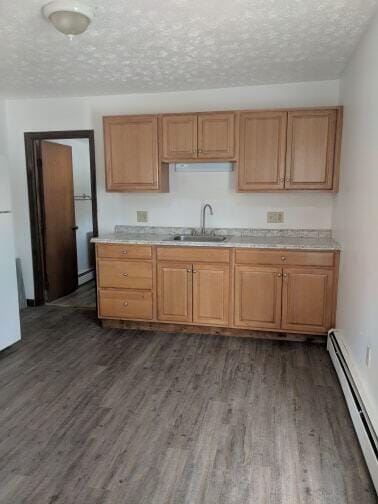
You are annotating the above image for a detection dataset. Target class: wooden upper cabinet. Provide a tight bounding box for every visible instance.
[157,262,192,323]
[238,111,287,191]
[104,115,166,192]
[161,114,197,160]
[281,267,334,333]
[234,266,282,329]
[197,112,236,160]
[286,109,338,190]
[192,263,229,327]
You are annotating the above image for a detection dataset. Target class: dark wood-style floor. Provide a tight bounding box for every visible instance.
[49,280,96,309]
[0,306,376,504]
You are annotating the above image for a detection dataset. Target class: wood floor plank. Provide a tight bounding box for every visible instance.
[0,305,375,503]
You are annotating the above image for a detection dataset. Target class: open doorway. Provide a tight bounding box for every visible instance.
[24,130,98,308]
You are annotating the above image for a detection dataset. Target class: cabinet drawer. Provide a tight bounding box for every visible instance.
[156,247,230,263]
[98,260,153,289]
[96,244,152,260]
[98,289,153,320]
[235,249,335,267]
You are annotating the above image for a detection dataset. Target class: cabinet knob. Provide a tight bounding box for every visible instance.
[277,273,282,278]
[187,269,192,273]
[193,269,197,273]
[192,149,196,154]
[281,256,286,261]
[286,178,290,183]
[123,301,128,307]
[122,250,128,255]
[280,177,285,182]
[198,149,202,154]
[122,273,129,277]
[283,273,288,278]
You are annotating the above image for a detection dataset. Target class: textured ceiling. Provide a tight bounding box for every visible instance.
[0,0,377,98]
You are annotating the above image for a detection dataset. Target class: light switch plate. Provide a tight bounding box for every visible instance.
[137,211,148,223]
[267,211,284,224]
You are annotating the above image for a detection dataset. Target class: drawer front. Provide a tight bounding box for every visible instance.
[98,289,153,320]
[96,243,152,260]
[98,260,153,289]
[235,249,335,267]
[156,246,230,263]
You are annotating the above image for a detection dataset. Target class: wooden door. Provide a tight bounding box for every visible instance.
[192,263,229,326]
[197,112,235,160]
[161,114,197,160]
[234,266,282,329]
[238,111,287,191]
[157,262,192,323]
[41,141,78,302]
[104,115,160,191]
[281,267,334,333]
[286,109,337,190]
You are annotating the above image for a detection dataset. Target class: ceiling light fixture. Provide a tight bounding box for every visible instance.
[42,0,94,38]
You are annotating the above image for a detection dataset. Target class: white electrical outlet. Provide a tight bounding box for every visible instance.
[137,211,148,223]
[365,346,372,368]
[267,211,284,224]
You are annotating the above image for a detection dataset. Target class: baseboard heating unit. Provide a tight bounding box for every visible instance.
[328,331,378,493]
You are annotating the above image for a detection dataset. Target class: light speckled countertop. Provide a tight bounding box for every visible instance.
[92,226,341,251]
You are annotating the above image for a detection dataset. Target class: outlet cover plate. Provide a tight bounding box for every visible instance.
[267,211,284,224]
[137,211,148,223]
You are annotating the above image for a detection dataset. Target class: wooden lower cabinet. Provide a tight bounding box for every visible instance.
[281,267,334,333]
[192,263,229,326]
[234,266,282,329]
[96,244,339,336]
[157,262,192,323]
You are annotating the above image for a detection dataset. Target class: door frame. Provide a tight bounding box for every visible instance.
[24,130,98,306]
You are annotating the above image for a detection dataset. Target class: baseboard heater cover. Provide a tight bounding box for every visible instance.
[328,331,378,493]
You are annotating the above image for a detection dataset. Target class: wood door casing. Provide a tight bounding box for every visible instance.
[238,111,287,191]
[234,266,282,329]
[192,263,229,327]
[157,262,192,323]
[41,141,78,302]
[286,109,337,190]
[161,114,197,160]
[104,115,160,191]
[281,267,334,332]
[197,112,235,160]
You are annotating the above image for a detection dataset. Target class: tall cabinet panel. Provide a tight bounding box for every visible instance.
[104,115,166,192]
[285,109,337,190]
[157,262,193,323]
[197,112,236,160]
[161,114,198,160]
[238,111,287,191]
[192,263,229,327]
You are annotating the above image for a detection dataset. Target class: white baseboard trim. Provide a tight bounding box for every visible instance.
[78,269,95,286]
[328,331,378,493]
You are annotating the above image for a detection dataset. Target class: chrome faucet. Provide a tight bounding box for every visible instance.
[200,204,213,235]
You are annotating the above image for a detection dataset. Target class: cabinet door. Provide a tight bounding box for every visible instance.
[192,263,229,327]
[234,266,282,329]
[193,264,230,326]
[104,115,160,191]
[281,268,334,333]
[197,112,235,160]
[238,111,287,191]
[161,114,197,160]
[286,109,337,190]
[157,262,192,323]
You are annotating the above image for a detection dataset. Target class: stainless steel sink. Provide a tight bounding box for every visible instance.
[169,234,227,242]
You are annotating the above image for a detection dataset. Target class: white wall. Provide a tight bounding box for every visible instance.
[5,79,340,298]
[333,13,378,431]
[56,139,94,276]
